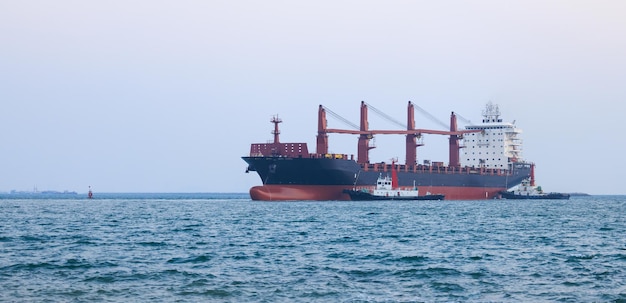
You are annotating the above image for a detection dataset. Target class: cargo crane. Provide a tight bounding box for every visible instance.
[316,101,481,168]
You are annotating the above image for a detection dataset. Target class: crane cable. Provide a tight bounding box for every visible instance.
[364,102,407,129]
[322,106,360,130]
[413,104,449,130]
[455,113,472,125]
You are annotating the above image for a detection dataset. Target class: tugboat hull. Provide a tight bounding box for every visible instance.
[500,191,570,200]
[343,189,445,201]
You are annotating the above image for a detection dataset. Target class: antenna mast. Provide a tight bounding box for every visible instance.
[271,115,282,143]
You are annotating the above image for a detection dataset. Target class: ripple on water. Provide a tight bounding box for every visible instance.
[167,254,214,264]
[0,196,625,302]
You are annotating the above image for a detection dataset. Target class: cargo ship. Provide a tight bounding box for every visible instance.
[243,101,533,201]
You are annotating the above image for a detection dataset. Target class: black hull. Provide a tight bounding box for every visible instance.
[243,156,532,200]
[343,189,445,201]
[500,191,570,200]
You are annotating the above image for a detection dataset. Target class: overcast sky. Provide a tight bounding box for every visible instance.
[1,1,624,194]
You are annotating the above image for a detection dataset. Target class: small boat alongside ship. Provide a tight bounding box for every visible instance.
[343,165,445,201]
[499,178,570,200]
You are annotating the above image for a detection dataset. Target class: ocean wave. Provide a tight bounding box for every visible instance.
[1,196,625,302]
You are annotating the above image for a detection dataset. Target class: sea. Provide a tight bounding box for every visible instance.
[0,193,625,303]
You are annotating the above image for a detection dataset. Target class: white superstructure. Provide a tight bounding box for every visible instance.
[460,103,522,169]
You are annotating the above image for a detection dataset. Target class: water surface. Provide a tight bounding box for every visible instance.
[1,194,625,302]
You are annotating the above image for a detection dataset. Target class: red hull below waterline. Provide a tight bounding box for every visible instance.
[249,185,348,201]
[249,185,507,201]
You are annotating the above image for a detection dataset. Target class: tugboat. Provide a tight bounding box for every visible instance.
[499,178,569,200]
[343,161,445,201]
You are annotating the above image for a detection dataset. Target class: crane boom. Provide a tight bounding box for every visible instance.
[324,128,480,136]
